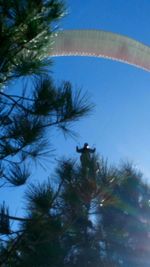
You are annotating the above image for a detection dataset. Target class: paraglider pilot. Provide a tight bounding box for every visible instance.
[76,143,96,166]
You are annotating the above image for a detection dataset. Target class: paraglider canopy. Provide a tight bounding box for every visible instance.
[49,30,150,72]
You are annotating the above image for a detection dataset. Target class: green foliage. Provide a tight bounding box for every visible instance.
[99,163,150,267]
[0,76,92,188]
[1,156,149,267]
[33,77,57,115]
[6,164,30,186]
[0,0,65,87]
[26,180,53,214]
[0,0,74,189]
[0,2,96,266]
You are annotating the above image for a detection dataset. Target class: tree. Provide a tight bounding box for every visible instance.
[2,152,150,266]
[0,0,64,87]
[0,0,93,191]
[0,153,103,266]
[98,162,150,267]
[0,1,93,264]
[0,77,92,188]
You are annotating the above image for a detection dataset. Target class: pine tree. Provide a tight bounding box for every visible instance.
[1,148,150,266]
[0,1,93,191]
[100,162,150,267]
[0,1,93,264]
[0,153,103,266]
[0,0,65,87]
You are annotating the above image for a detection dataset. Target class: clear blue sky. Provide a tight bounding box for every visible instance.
[1,0,150,217]
[53,0,150,179]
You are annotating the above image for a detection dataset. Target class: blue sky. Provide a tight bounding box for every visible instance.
[52,0,150,178]
[1,0,150,217]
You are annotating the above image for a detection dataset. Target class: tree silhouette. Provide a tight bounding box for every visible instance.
[0,1,93,264]
[0,154,101,266]
[2,153,149,266]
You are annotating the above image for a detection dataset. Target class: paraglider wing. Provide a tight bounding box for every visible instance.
[49,30,150,72]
